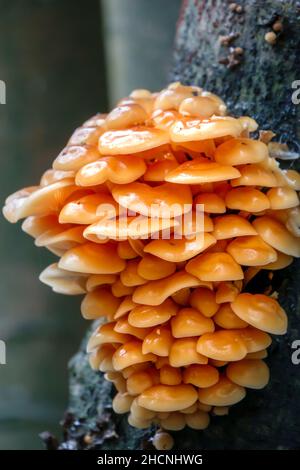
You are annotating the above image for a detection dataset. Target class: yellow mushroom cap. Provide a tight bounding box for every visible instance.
[81,288,121,319]
[114,317,151,340]
[112,181,192,218]
[53,144,101,171]
[267,186,299,210]
[114,296,137,319]
[127,369,158,395]
[262,252,293,270]
[86,322,131,353]
[198,376,246,406]
[75,155,146,186]
[169,338,208,367]
[132,271,207,306]
[231,293,288,335]
[144,233,216,263]
[143,158,179,182]
[112,341,156,371]
[225,188,270,212]
[170,116,243,142]
[189,287,219,317]
[194,192,226,213]
[226,235,277,266]
[171,308,215,337]
[58,242,125,274]
[138,384,198,412]
[86,273,117,291]
[231,164,278,187]
[186,252,244,282]
[165,160,240,184]
[196,330,248,361]
[59,193,113,225]
[183,364,219,388]
[105,103,148,130]
[2,181,77,223]
[128,298,178,328]
[236,327,272,353]
[159,365,182,385]
[226,359,270,389]
[212,215,257,240]
[142,327,173,357]
[137,254,176,280]
[214,138,268,165]
[98,127,169,155]
[213,303,248,329]
[215,281,240,304]
[39,263,87,295]
[252,216,300,257]
[184,410,210,430]
[120,259,147,287]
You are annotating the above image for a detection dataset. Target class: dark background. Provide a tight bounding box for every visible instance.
[0,0,181,449]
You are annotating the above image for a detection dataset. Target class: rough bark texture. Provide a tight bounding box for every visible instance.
[55,0,300,450]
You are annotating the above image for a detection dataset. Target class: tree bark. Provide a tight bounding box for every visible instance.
[54,0,300,450]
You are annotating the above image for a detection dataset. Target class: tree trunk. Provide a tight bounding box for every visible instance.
[53,0,300,450]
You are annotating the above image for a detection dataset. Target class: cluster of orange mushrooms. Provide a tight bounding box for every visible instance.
[3,83,300,440]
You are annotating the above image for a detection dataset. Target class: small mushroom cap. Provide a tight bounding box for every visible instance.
[117,240,138,259]
[186,252,244,282]
[171,287,191,306]
[281,169,300,191]
[215,138,268,165]
[112,341,156,371]
[198,376,246,406]
[160,365,182,385]
[165,160,240,184]
[2,181,77,223]
[213,303,248,329]
[226,359,270,389]
[86,273,117,291]
[194,193,226,213]
[98,127,169,155]
[142,327,173,357]
[246,349,268,359]
[76,155,146,186]
[105,103,148,130]
[53,144,101,171]
[170,338,208,367]
[127,369,157,395]
[58,242,125,274]
[114,296,137,320]
[212,215,257,240]
[86,323,130,353]
[144,158,179,182]
[236,327,272,353]
[128,298,178,327]
[159,412,186,431]
[138,384,198,412]
[81,288,121,319]
[231,293,288,335]
[171,308,215,338]
[184,410,210,430]
[170,116,243,142]
[59,193,113,225]
[179,95,224,118]
[189,287,219,317]
[231,164,278,187]
[120,259,148,287]
[144,233,216,262]
[196,330,248,361]
[225,188,270,212]
[137,254,176,280]
[112,392,134,414]
[89,344,116,371]
[112,181,192,218]
[215,282,240,304]
[22,214,60,238]
[39,263,87,295]
[132,271,208,306]
[35,225,85,250]
[252,216,300,257]
[130,397,156,420]
[226,235,277,266]
[40,168,75,186]
[111,279,135,298]
[114,316,151,340]
[262,252,294,270]
[183,364,219,388]
[152,431,175,450]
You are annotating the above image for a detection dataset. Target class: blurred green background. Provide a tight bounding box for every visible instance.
[0,0,180,450]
